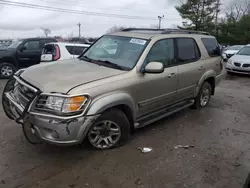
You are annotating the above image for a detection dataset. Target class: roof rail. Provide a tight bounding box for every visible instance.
[122,28,165,32]
[122,28,210,35]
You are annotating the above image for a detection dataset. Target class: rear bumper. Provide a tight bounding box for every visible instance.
[3,78,99,146]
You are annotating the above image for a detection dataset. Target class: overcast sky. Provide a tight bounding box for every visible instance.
[0,0,183,39]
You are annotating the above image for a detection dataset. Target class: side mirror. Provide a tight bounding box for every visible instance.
[144,62,164,74]
[20,46,27,52]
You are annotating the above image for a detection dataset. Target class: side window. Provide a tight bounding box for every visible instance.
[23,41,39,51]
[176,38,200,63]
[73,47,87,55]
[201,38,221,57]
[66,46,88,55]
[146,39,174,67]
[65,46,74,55]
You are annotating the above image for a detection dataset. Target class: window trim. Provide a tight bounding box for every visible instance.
[141,38,176,71]
[175,37,201,65]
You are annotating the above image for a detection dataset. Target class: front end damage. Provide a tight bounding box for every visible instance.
[2,75,99,146]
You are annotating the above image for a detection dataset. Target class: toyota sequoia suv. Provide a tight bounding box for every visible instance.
[2,28,223,149]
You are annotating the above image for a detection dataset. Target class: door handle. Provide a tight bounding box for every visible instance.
[198,66,204,70]
[168,73,176,78]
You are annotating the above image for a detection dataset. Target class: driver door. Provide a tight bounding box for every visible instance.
[136,39,179,117]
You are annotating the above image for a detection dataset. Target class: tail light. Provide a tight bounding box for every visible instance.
[53,44,60,61]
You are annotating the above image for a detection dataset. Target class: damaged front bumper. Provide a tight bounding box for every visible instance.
[2,76,99,146]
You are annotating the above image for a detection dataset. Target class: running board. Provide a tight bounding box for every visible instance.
[136,100,194,128]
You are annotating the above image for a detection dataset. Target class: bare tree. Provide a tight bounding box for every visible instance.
[226,0,250,22]
[106,25,126,33]
[41,28,51,37]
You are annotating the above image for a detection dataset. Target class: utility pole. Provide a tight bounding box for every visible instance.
[77,23,81,41]
[215,0,221,36]
[158,15,164,29]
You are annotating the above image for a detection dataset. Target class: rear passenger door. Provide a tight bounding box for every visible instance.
[175,38,205,101]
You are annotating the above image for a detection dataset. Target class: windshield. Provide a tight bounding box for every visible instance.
[7,40,23,49]
[237,46,250,56]
[228,45,243,51]
[80,35,148,70]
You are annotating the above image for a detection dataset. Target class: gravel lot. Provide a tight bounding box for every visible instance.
[0,73,250,188]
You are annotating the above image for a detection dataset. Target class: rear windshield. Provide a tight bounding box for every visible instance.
[201,38,221,57]
[42,44,54,54]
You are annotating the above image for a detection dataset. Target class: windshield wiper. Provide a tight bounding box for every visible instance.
[80,55,94,62]
[96,60,127,70]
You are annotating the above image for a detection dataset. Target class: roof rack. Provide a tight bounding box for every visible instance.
[122,28,210,35]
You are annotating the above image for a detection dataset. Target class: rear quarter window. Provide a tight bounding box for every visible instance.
[201,38,221,57]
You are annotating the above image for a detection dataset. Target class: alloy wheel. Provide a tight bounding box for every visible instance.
[88,120,121,149]
[200,87,210,107]
[1,65,13,77]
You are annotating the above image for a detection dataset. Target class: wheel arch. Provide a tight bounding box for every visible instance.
[195,70,216,96]
[86,93,137,129]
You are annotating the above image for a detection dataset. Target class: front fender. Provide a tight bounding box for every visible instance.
[195,70,216,96]
[86,93,136,120]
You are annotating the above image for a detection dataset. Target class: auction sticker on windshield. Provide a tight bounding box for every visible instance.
[130,38,147,45]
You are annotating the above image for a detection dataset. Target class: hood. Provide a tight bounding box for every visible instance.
[230,55,250,63]
[224,50,239,55]
[21,59,125,93]
[0,48,15,58]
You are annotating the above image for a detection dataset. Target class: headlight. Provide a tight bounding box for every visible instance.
[227,59,233,65]
[45,95,88,113]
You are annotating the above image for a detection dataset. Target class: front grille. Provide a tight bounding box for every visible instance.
[13,82,35,107]
[243,64,250,68]
[234,62,241,67]
[33,95,53,112]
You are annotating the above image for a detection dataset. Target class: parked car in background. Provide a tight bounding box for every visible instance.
[222,45,244,62]
[41,43,90,63]
[2,28,222,149]
[0,38,57,78]
[226,44,250,74]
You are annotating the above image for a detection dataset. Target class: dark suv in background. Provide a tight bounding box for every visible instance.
[0,38,57,78]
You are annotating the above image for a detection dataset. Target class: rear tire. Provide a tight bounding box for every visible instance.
[0,63,16,79]
[193,82,212,109]
[87,109,130,149]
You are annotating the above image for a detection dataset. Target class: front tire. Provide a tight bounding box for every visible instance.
[0,63,16,78]
[193,82,212,109]
[87,109,130,149]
